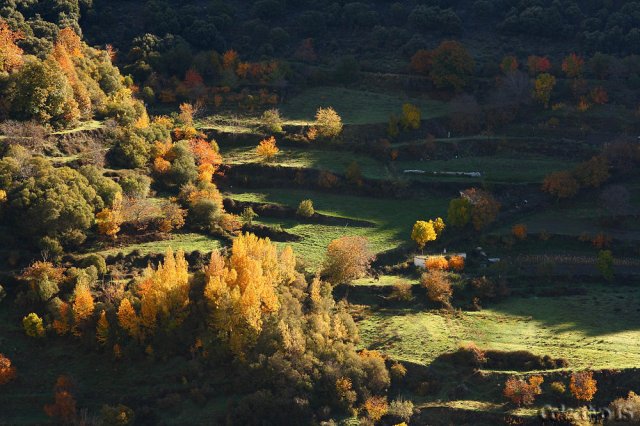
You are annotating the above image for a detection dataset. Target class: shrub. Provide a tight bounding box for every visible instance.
[0,354,17,385]
[240,207,258,225]
[388,397,414,423]
[425,256,449,270]
[322,236,375,284]
[512,224,527,240]
[296,199,315,218]
[610,391,640,422]
[550,381,566,396]
[503,375,544,406]
[99,404,135,425]
[79,254,107,276]
[421,269,452,307]
[597,250,614,282]
[315,107,343,138]
[389,282,413,302]
[256,136,279,161]
[390,362,407,381]
[119,172,151,198]
[448,255,465,271]
[23,313,45,338]
[317,170,339,188]
[363,396,388,422]
[570,371,597,402]
[261,108,283,133]
[188,198,222,233]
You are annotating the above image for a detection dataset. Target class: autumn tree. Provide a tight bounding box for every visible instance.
[322,236,375,284]
[72,280,95,336]
[527,55,551,75]
[20,261,65,303]
[533,73,556,108]
[512,224,528,240]
[136,248,190,336]
[503,375,544,406]
[570,371,597,402]
[401,103,421,130]
[562,53,584,78]
[44,376,77,424]
[0,354,17,385]
[542,171,579,200]
[500,56,518,74]
[0,18,24,73]
[363,396,388,422]
[411,218,444,250]
[96,191,124,238]
[428,41,475,91]
[204,234,290,357]
[256,136,279,160]
[573,156,609,188]
[410,49,432,74]
[461,189,500,231]
[315,107,343,138]
[421,269,453,308]
[96,310,110,346]
[117,298,140,340]
[447,197,472,228]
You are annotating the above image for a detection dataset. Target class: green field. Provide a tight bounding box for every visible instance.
[227,188,449,264]
[281,86,448,124]
[90,233,223,257]
[221,143,576,184]
[358,284,640,370]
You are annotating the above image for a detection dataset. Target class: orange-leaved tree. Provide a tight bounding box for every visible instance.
[570,371,597,402]
[504,375,544,406]
[0,18,24,73]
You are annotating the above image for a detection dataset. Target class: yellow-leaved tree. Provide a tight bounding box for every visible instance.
[204,233,295,358]
[137,248,190,336]
[71,280,94,336]
[96,192,123,239]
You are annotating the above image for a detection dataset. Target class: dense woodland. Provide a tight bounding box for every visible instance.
[0,0,640,425]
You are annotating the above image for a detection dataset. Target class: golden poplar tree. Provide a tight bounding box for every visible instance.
[72,281,94,336]
[204,233,284,357]
[96,310,109,346]
[117,298,139,339]
[137,248,190,335]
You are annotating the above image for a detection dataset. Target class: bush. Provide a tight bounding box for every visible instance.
[189,199,222,233]
[363,396,388,422]
[296,199,315,218]
[421,269,452,307]
[389,282,413,302]
[315,107,343,138]
[323,236,375,284]
[503,375,544,406]
[0,354,17,385]
[550,381,566,397]
[570,371,597,402]
[390,362,407,381]
[610,391,640,422]
[23,313,45,338]
[99,404,135,425]
[261,108,283,133]
[388,398,414,423]
[512,224,527,240]
[119,172,151,198]
[79,254,107,276]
